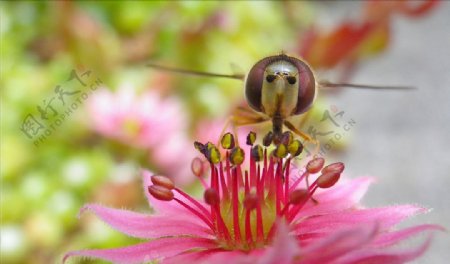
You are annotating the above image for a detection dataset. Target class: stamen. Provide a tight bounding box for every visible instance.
[173,197,214,229]
[206,143,221,164]
[245,209,253,247]
[221,133,235,149]
[205,186,230,241]
[230,147,245,165]
[287,186,317,222]
[255,195,264,242]
[194,141,205,154]
[316,171,341,188]
[281,131,294,145]
[213,202,231,242]
[288,139,303,157]
[185,132,346,250]
[174,188,211,219]
[150,175,175,190]
[244,193,257,247]
[306,157,325,173]
[249,149,257,188]
[289,170,308,191]
[244,171,250,195]
[263,131,273,147]
[191,157,205,177]
[251,145,263,162]
[273,144,288,159]
[191,158,208,188]
[285,158,291,203]
[231,168,242,243]
[322,162,345,174]
[243,193,258,210]
[289,189,309,205]
[204,188,220,206]
[148,185,174,201]
[275,160,283,215]
[218,162,230,201]
[246,131,256,146]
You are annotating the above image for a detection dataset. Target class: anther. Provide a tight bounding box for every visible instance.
[191,157,204,177]
[281,131,293,145]
[273,144,288,159]
[317,172,341,188]
[194,141,206,155]
[151,175,175,190]
[288,140,303,157]
[243,193,258,210]
[246,131,257,146]
[251,145,264,162]
[263,131,274,147]
[148,185,174,201]
[230,147,245,165]
[306,157,325,173]
[205,142,215,150]
[221,133,235,149]
[206,144,221,164]
[289,189,309,204]
[204,188,220,206]
[322,162,345,174]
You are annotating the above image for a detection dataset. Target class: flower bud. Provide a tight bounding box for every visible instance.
[317,172,340,188]
[204,188,220,206]
[322,162,345,174]
[151,175,175,190]
[148,185,174,201]
[191,157,204,177]
[306,157,325,173]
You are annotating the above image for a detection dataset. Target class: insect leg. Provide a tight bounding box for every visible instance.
[284,120,321,204]
[215,115,269,147]
[283,120,320,155]
[216,117,234,147]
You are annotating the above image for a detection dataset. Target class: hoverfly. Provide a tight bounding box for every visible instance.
[147,53,412,148]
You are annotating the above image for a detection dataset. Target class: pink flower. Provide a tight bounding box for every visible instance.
[64,132,441,264]
[88,85,197,183]
[88,85,186,149]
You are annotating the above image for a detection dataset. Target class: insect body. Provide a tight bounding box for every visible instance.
[147,53,412,146]
[245,54,316,142]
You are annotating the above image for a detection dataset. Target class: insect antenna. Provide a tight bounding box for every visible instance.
[146,62,245,80]
[319,81,416,90]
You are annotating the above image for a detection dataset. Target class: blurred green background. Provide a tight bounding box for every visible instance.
[1,1,446,264]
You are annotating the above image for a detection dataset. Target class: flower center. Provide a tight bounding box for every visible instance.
[148,131,345,251]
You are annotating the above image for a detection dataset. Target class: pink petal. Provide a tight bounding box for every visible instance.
[164,247,266,264]
[334,236,434,264]
[294,205,426,235]
[258,221,300,264]
[63,237,217,264]
[299,223,379,263]
[80,204,213,239]
[142,170,208,225]
[293,177,373,221]
[161,251,210,264]
[198,250,256,264]
[372,224,444,247]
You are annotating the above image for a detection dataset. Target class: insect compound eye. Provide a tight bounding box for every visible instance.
[286,76,296,85]
[266,74,276,83]
[289,58,316,115]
